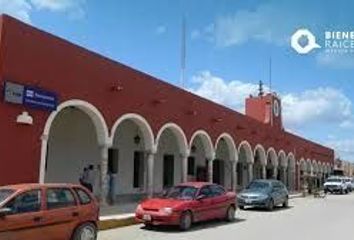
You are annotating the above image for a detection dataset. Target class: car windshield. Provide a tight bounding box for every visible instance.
[0,189,15,204]
[327,179,341,183]
[161,186,198,200]
[246,181,270,190]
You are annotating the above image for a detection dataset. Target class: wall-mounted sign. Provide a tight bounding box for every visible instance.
[3,81,58,111]
[4,82,24,104]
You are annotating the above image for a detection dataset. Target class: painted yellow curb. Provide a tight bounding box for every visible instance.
[99,216,138,230]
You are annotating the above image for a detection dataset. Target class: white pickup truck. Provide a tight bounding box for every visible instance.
[324,177,349,194]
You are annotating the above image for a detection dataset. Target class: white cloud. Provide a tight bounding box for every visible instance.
[316,51,354,69]
[282,87,353,128]
[0,0,85,23]
[189,71,261,113]
[189,71,354,130]
[156,25,166,35]
[0,0,32,22]
[326,138,354,162]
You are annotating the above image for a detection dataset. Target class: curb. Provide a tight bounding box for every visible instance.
[289,193,304,199]
[99,216,138,231]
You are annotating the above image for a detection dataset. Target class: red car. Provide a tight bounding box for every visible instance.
[0,183,99,240]
[135,182,237,230]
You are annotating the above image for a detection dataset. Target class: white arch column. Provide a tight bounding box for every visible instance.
[181,150,190,183]
[248,163,253,182]
[262,166,267,179]
[100,143,111,205]
[147,148,156,198]
[208,158,214,183]
[232,160,237,192]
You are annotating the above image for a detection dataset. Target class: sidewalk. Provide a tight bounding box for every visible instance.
[99,192,304,231]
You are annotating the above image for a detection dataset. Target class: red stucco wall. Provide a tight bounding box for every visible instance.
[0,15,334,185]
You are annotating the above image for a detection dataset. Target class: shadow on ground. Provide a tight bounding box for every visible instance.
[140,218,246,233]
[240,206,293,212]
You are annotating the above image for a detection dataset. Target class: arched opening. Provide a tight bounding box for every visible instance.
[266,148,278,179]
[237,141,253,189]
[110,114,154,203]
[155,123,188,193]
[214,134,236,191]
[42,100,109,199]
[188,130,214,182]
[253,145,266,179]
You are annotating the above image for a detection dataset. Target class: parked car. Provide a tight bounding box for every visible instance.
[0,183,99,240]
[342,177,353,192]
[135,182,236,230]
[324,177,348,194]
[237,179,289,211]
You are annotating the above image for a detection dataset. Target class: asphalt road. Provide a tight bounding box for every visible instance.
[98,193,354,240]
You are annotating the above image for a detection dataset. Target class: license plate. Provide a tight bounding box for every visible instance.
[245,199,252,204]
[143,214,152,221]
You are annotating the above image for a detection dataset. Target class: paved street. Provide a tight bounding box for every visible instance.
[99,193,354,240]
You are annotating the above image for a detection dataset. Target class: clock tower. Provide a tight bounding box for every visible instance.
[245,81,283,129]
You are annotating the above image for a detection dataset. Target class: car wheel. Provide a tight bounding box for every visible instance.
[225,205,235,222]
[179,211,193,231]
[72,222,97,240]
[267,199,274,211]
[143,222,154,229]
[282,198,289,208]
[239,205,245,210]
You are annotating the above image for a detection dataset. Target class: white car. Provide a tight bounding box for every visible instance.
[324,177,349,194]
[342,177,353,192]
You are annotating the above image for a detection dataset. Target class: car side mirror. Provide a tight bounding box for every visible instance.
[0,208,12,218]
[196,194,206,201]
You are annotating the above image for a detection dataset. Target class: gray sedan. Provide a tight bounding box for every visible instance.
[237,179,289,211]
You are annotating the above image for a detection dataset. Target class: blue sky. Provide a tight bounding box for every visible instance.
[1,0,354,161]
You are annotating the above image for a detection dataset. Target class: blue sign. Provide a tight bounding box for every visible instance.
[23,86,58,111]
[3,81,58,111]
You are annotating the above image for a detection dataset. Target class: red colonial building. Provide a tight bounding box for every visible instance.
[0,15,334,204]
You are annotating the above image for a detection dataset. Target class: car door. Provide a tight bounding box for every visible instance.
[270,182,280,205]
[193,186,214,222]
[73,187,98,223]
[0,189,46,240]
[209,185,228,219]
[279,182,288,203]
[40,187,81,240]
[273,182,284,205]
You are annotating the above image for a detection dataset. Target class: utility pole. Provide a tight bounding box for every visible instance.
[180,17,186,88]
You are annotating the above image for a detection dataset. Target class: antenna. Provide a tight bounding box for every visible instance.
[269,57,272,93]
[180,16,186,88]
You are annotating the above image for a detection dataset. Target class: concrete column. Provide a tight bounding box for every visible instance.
[262,165,267,179]
[147,150,156,198]
[208,159,213,183]
[39,134,49,184]
[100,144,110,206]
[273,167,278,180]
[248,163,253,183]
[232,161,237,192]
[283,167,287,185]
[181,152,189,183]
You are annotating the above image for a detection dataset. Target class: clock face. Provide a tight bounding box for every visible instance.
[273,99,280,117]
